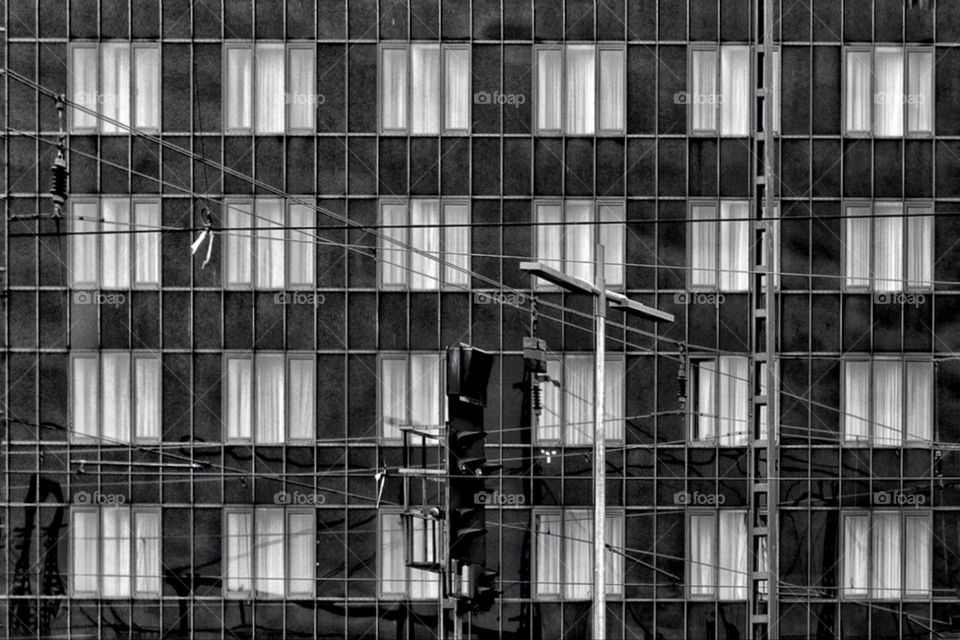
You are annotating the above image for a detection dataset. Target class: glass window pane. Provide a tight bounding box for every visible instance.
[719,201,749,291]
[604,358,625,443]
[134,510,161,596]
[287,47,315,131]
[535,203,562,288]
[133,202,161,286]
[380,203,408,286]
[101,43,131,133]
[904,516,931,596]
[411,44,440,135]
[906,362,932,443]
[255,354,285,444]
[599,203,624,287]
[101,508,131,597]
[255,508,285,596]
[689,514,715,596]
[226,357,253,440]
[225,511,253,594]
[874,47,904,137]
[907,209,933,288]
[102,353,131,444]
[379,514,406,596]
[443,203,470,287]
[691,50,717,132]
[598,49,625,131]
[565,201,594,283]
[718,357,749,446]
[907,51,933,134]
[381,358,407,441]
[288,358,315,441]
[535,513,562,596]
[72,356,99,438]
[444,48,470,131]
[410,200,441,290]
[255,199,285,289]
[566,45,596,135]
[255,44,285,134]
[873,203,903,292]
[288,512,315,597]
[71,510,100,594]
[410,354,440,431]
[845,51,872,133]
[226,47,253,130]
[842,515,869,596]
[71,202,100,287]
[845,206,871,288]
[537,49,562,131]
[101,198,131,289]
[720,46,750,136]
[70,46,99,130]
[381,48,408,131]
[844,361,871,442]
[538,359,562,443]
[690,204,717,288]
[564,510,592,599]
[564,355,594,446]
[225,201,253,286]
[134,357,161,441]
[872,512,901,599]
[287,203,315,288]
[133,46,160,129]
[873,360,903,445]
[718,511,747,600]
[695,360,717,441]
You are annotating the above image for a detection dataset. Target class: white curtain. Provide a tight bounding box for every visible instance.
[874,203,903,292]
[255,508,285,596]
[70,46,99,130]
[565,201,594,283]
[287,512,315,597]
[256,199,285,289]
[226,357,253,440]
[598,49,625,132]
[846,51,872,133]
[134,356,161,441]
[102,353,131,444]
[101,198,130,289]
[696,360,717,441]
[565,355,594,446]
[444,48,470,131]
[720,46,750,136]
[718,511,747,600]
[904,516,931,596]
[691,50,717,132]
[410,354,440,434]
[102,507,131,597]
[538,359,562,443]
[872,512,901,599]
[287,47,315,131]
[605,358,625,442]
[256,354,285,444]
[101,43,130,133]
[875,47,904,137]
[535,203,562,289]
[134,510,161,596]
[133,46,160,129]
[410,200,440,290]
[443,203,470,287]
[845,205,872,288]
[380,202,407,286]
[255,44,285,134]
[226,47,253,130]
[599,203,624,287]
[133,202,160,286]
[72,356,99,438]
[907,51,933,134]
[225,511,253,594]
[381,358,407,441]
[566,45,596,135]
[844,361,871,442]
[535,513,562,596]
[719,357,749,445]
[287,203,314,288]
[842,515,869,596]
[873,360,903,445]
[689,514,715,596]
[906,362,933,443]
[71,510,99,594]
[381,48,408,131]
[71,202,99,287]
[564,510,592,599]
[691,204,717,288]
[411,44,440,135]
[605,513,624,595]
[287,358,315,441]
[537,49,563,131]
[720,201,749,291]
[907,208,933,288]
[225,201,253,286]
[379,513,406,596]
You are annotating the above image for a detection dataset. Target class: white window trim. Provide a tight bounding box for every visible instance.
[377,352,445,445]
[840,510,932,600]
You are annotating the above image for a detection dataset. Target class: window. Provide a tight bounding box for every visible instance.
[380,44,471,134]
[224,43,315,134]
[689,45,750,136]
[534,200,625,288]
[534,509,623,599]
[534,44,625,135]
[70,198,161,289]
[70,352,161,444]
[688,510,748,600]
[224,353,315,444]
[844,202,933,291]
[71,507,161,597]
[378,511,441,599]
[842,512,931,599]
[689,201,750,292]
[378,200,470,290]
[843,358,933,445]
[537,355,625,445]
[845,47,933,136]
[223,198,316,289]
[69,43,160,133]
[224,508,315,599]
[380,353,444,444]
[691,356,750,446]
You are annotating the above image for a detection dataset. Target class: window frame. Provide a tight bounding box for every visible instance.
[688,355,751,446]
[685,509,749,601]
[377,508,443,600]
[840,510,932,600]
[687,43,752,138]
[377,352,445,445]
[687,199,752,293]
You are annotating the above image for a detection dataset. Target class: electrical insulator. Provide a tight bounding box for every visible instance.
[676,345,688,408]
[50,152,69,214]
[531,382,542,417]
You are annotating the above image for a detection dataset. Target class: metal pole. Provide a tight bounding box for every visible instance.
[592,244,607,640]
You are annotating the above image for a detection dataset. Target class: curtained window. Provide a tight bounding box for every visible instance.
[845,46,934,136]
[70,352,161,444]
[691,357,749,445]
[224,507,316,599]
[537,355,625,446]
[69,43,160,133]
[534,509,624,599]
[844,202,933,291]
[380,353,443,444]
[70,507,161,598]
[535,45,625,135]
[842,511,931,599]
[687,510,748,600]
[380,44,471,134]
[69,198,162,289]
[842,358,933,445]
[689,201,751,292]
[224,353,316,443]
[225,43,315,134]
[690,45,750,136]
[224,198,316,289]
[533,201,625,289]
[378,512,441,599]
[378,200,471,290]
